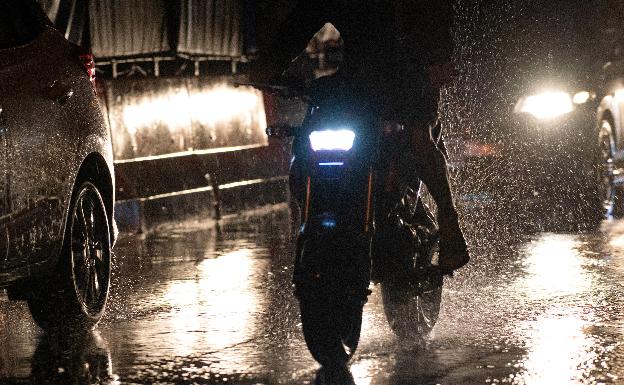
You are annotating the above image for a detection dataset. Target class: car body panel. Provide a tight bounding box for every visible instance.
[0,105,8,268]
[0,28,73,269]
[0,15,113,287]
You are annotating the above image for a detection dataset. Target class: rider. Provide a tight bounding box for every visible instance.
[251,0,470,274]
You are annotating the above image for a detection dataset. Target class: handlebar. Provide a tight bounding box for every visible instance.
[235,81,304,139]
[234,81,310,101]
[266,124,297,138]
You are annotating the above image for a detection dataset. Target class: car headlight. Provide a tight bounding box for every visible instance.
[515,90,573,120]
[572,91,591,105]
[309,129,356,151]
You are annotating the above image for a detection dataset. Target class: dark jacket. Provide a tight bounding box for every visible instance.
[259,0,454,122]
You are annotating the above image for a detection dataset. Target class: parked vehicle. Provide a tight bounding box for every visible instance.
[508,75,604,229]
[509,56,623,230]
[593,56,624,220]
[0,0,115,331]
[258,75,443,366]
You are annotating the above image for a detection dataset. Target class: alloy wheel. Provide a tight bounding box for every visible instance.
[70,182,111,316]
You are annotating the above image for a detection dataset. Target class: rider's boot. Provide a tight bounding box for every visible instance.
[412,200,437,231]
[411,200,439,260]
[436,209,469,274]
[406,123,469,275]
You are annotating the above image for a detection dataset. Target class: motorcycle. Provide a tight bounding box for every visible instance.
[256,74,444,366]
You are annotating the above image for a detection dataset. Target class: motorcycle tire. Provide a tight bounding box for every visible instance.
[376,213,443,344]
[299,294,363,366]
[295,235,369,366]
[381,278,442,341]
[380,228,442,341]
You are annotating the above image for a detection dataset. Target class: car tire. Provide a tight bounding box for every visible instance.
[576,119,617,230]
[28,181,112,332]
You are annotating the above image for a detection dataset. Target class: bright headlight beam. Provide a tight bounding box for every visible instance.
[309,129,356,151]
[572,91,590,104]
[518,91,573,120]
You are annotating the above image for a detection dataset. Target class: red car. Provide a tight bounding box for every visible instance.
[0,0,115,331]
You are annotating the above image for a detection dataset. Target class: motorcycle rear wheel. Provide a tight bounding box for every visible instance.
[380,238,443,341]
[381,277,442,341]
[378,216,443,344]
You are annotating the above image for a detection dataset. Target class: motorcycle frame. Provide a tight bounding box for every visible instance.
[289,91,425,296]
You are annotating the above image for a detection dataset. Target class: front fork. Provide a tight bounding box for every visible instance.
[290,163,375,301]
[290,160,376,233]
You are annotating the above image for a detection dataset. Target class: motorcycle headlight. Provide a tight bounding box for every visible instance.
[515,90,573,120]
[309,129,356,151]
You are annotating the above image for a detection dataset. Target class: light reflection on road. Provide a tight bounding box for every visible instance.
[509,231,620,385]
[518,316,597,384]
[162,248,265,356]
[519,234,591,297]
[350,358,374,385]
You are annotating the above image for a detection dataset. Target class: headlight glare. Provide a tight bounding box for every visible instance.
[309,129,356,151]
[516,91,573,120]
[572,91,591,104]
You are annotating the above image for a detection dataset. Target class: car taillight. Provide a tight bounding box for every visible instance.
[79,53,96,91]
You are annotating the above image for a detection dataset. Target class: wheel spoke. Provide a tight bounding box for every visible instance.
[89,212,96,242]
[69,185,111,312]
[75,232,89,269]
[90,265,99,299]
[84,268,94,304]
[76,198,91,241]
[93,243,104,261]
[81,196,96,241]
[81,265,91,302]
[72,238,86,258]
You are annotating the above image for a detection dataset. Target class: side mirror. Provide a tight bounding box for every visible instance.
[266,124,296,138]
[609,46,624,62]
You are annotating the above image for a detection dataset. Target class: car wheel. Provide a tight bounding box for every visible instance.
[28,181,111,332]
[576,118,618,230]
[598,119,617,218]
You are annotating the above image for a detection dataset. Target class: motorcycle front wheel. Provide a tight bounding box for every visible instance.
[294,236,370,366]
[299,294,363,366]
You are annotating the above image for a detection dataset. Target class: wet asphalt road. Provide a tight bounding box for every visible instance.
[1,203,624,385]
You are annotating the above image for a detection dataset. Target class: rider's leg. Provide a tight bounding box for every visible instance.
[412,119,445,231]
[413,198,436,230]
[403,122,469,272]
